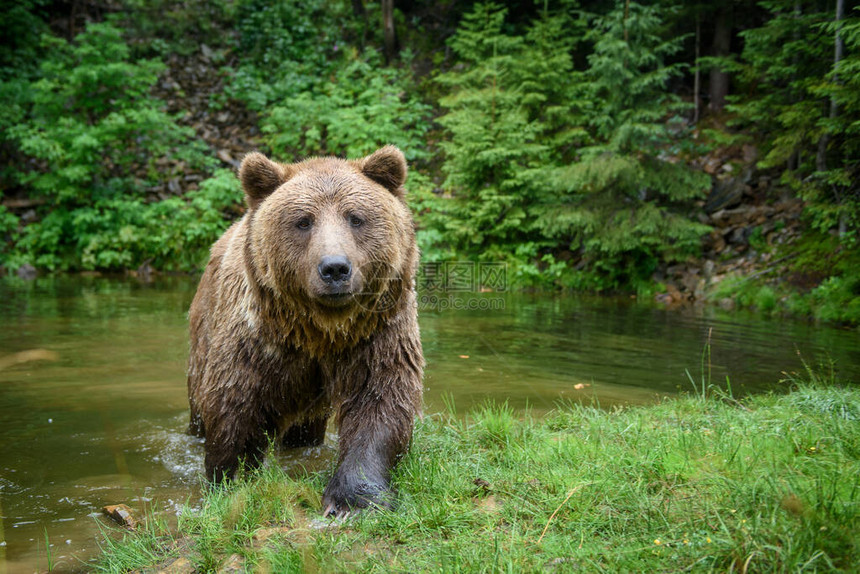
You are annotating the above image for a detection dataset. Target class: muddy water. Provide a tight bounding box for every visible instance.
[0,276,857,571]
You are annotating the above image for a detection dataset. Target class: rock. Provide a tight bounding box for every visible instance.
[656,283,684,305]
[157,557,195,574]
[680,270,700,294]
[758,221,776,236]
[145,47,260,202]
[709,209,728,227]
[705,177,746,213]
[728,226,752,245]
[102,504,137,529]
[703,260,715,279]
[217,554,244,573]
[702,230,726,255]
[655,292,673,304]
[216,149,237,167]
[21,209,38,223]
[702,157,721,175]
[693,278,707,299]
[16,264,37,280]
[666,264,685,276]
[725,206,755,227]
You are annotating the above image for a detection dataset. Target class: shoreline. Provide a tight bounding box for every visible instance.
[96,377,860,572]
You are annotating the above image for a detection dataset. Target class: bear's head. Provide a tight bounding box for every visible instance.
[238,146,416,326]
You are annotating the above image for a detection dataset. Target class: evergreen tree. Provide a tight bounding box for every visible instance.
[538,2,710,290]
[434,3,585,279]
[435,2,708,288]
[729,1,859,243]
[435,3,535,255]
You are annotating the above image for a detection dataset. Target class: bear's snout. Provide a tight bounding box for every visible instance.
[316,254,356,305]
[318,255,352,285]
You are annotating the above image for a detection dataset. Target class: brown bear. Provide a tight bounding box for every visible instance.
[186,145,424,515]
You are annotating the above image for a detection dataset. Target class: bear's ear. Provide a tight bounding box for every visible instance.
[359,145,408,196]
[239,152,293,209]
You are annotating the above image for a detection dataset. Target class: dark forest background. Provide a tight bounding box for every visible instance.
[1,0,859,322]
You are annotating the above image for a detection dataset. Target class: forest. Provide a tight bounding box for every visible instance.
[1,0,858,323]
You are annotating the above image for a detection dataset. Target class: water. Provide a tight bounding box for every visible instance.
[0,276,857,571]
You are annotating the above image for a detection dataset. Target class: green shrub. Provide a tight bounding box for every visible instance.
[262,49,431,161]
[9,169,241,272]
[225,0,352,111]
[4,20,218,271]
[432,4,578,284]
[809,276,860,324]
[9,22,208,205]
[0,0,48,79]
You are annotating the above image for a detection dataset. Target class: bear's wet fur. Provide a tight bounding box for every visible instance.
[187,146,424,515]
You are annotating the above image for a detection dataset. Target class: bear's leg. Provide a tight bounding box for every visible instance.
[187,400,205,438]
[322,402,415,515]
[282,416,328,448]
[320,320,423,516]
[203,422,270,483]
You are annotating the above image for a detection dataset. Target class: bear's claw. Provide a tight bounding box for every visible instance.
[322,480,393,516]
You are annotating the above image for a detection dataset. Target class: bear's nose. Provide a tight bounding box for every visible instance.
[318,255,352,284]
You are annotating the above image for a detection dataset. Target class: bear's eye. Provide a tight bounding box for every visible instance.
[348,214,364,228]
[296,217,312,230]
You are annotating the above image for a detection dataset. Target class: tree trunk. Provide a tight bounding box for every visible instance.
[709,6,732,112]
[382,0,398,63]
[623,0,630,42]
[816,0,845,173]
[816,0,847,235]
[788,1,801,172]
[352,0,367,48]
[694,13,701,123]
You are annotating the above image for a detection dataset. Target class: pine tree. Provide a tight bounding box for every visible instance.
[730,0,859,243]
[537,2,710,290]
[435,3,535,255]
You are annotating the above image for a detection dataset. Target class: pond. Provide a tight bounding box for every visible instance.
[0,276,857,571]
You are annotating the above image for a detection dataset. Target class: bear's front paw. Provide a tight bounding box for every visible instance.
[322,478,393,517]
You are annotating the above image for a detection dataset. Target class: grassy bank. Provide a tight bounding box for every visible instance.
[97,376,860,572]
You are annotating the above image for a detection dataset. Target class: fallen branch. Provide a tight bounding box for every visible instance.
[2,197,46,209]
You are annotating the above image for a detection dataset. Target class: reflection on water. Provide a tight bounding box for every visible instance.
[422,292,859,413]
[0,276,857,571]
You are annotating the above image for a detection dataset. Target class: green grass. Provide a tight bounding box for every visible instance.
[96,378,860,572]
